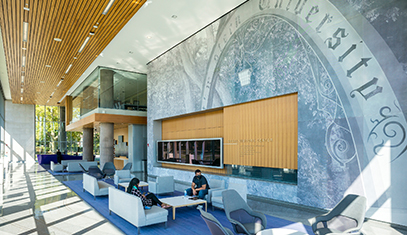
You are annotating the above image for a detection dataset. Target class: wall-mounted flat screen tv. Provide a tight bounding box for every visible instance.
[157,138,223,169]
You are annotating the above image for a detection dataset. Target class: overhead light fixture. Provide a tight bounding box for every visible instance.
[93,25,98,29]
[45,65,51,67]
[65,64,72,74]
[50,91,54,96]
[21,97,23,101]
[40,81,45,83]
[57,80,62,87]
[22,56,26,67]
[21,76,24,83]
[78,37,90,53]
[22,47,27,50]
[46,100,49,103]
[89,31,95,36]
[54,38,62,42]
[102,0,115,15]
[24,7,30,11]
[21,88,23,93]
[23,22,28,42]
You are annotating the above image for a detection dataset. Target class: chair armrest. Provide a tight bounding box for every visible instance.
[207,188,223,202]
[249,210,267,228]
[311,213,330,232]
[228,217,252,235]
[114,175,119,185]
[148,181,157,192]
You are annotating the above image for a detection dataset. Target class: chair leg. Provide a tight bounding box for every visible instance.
[94,196,96,200]
[164,221,167,229]
[137,227,140,234]
[109,210,111,215]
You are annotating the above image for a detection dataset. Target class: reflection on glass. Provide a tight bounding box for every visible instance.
[157,138,223,168]
[71,66,147,119]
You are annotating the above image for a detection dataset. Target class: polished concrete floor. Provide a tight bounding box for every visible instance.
[1,161,406,235]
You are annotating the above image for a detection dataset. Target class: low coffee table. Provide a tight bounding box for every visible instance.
[118,181,148,192]
[160,196,207,220]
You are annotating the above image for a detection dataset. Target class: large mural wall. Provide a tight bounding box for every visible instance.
[147,0,407,226]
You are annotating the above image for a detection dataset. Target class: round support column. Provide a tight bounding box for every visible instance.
[83,127,94,161]
[100,122,114,169]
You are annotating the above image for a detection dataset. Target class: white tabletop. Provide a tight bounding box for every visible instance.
[256,228,308,235]
[160,196,206,207]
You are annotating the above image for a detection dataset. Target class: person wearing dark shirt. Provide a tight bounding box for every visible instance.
[186,169,210,199]
[127,178,170,209]
[56,149,62,164]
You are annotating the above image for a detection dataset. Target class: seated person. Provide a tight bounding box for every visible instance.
[127,178,171,209]
[186,169,210,199]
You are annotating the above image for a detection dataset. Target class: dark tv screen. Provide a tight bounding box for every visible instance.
[157,138,223,169]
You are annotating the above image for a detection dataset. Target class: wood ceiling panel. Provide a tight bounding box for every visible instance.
[0,0,146,105]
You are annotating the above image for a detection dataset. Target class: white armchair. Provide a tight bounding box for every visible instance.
[83,173,114,200]
[50,161,64,172]
[148,176,174,195]
[114,170,135,187]
[204,179,225,203]
[212,182,247,210]
[109,187,168,234]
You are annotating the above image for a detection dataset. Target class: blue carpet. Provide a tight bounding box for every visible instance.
[63,180,312,235]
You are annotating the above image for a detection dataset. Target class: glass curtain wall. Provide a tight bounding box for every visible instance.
[35,105,83,155]
[71,66,147,121]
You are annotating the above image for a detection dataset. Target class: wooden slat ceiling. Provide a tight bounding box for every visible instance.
[0,0,146,106]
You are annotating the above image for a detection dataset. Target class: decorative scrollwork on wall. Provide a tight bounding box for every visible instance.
[368,105,407,162]
[325,121,357,166]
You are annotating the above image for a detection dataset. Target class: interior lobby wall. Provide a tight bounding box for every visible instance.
[5,101,35,163]
[147,0,407,226]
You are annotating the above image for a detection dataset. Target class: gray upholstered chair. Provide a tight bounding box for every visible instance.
[83,173,114,200]
[114,169,135,187]
[311,194,367,235]
[199,208,234,235]
[222,189,267,235]
[212,182,247,210]
[102,162,116,178]
[122,162,132,170]
[204,179,225,203]
[148,176,174,195]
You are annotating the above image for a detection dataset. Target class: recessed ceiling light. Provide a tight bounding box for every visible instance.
[146,35,152,39]
[78,37,90,53]
[73,57,77,59]
[51,92,54,96]
[65,64,73,74]
[21,88,23,93]
[45,65,51,67]
[40,81,45,83]
[21,97,23,101]
[89,32,95,36]
[93,25,98,29]
[54,38,62,42]
[22,47,27,50]
[21,76,24,83]
[22,56,26,67]
[24,7,29,11]
[23,22,28,42]
[102,0,115,15]
[57,80,62,87]
[37,92,41,94]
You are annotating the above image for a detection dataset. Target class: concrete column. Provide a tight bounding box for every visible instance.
[59,106,67,153]
[100,122,114,169]
[99,69,114,109]
[128,124,147,172]
[83,127,94,161]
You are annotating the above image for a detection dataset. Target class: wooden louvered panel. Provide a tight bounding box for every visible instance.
[223,93,298,170]
[0,0,146,105]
